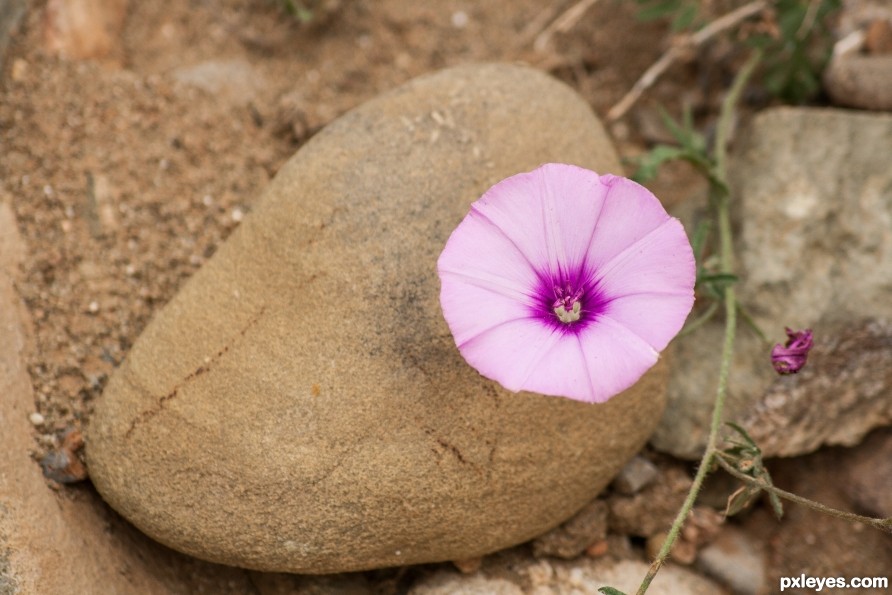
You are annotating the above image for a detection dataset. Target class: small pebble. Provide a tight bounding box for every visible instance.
[231,207,244,222]
[866,19,892,54]
[452,556,482,574]
[696,526,766,595]
[584,539,608,558]
[40,429,88,484]
[29,412,45,426]
[11,58,28,82]
[88,301,100,313]
[451,11,469,29]
[611,455,659,495]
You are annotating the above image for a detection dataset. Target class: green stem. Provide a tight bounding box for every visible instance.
[636,51,761,595]
[714,454,892,534]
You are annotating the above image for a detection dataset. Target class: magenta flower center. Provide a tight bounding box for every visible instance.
[534,270,605,333]
[552,283,584,323]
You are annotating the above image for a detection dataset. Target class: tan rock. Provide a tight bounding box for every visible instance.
[86,63,669,573]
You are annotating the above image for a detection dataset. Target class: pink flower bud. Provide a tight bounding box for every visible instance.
[771,327,814,374]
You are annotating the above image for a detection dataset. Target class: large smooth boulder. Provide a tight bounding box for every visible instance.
[86,63,668,573]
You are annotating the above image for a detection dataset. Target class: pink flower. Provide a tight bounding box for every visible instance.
[437,163,696,403]
[771,327,813,374]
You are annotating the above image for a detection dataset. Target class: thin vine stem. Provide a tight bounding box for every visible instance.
[714,454,892,534]
[634,50,761,595]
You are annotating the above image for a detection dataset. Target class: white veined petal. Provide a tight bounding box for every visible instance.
[596,218,696,300]
[439,274,536,347]
[601,291,694,351]
[455,318,563,393]
[573,317,660,403]
[533,163,608,277]
[584,175,672,271]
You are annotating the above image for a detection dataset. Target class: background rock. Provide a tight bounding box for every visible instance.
[696,526,766,595]
[86,63,669,574]
[611,455,659,496]
[531,499,608,560]
[738,319,892,457]
[825,54,892,110]
[409,557,726,595]
[608,466,691,538]
[653,107,892,459]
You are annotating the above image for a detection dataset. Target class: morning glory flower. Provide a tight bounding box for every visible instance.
[437,163,696,403]
[771,327,813,374]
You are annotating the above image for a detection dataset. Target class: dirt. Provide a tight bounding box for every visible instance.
[1,0,889,593]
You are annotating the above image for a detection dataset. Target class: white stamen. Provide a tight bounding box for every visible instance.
[555,300,581,323]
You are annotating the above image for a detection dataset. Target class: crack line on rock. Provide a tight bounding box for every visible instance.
[123,305,268,439]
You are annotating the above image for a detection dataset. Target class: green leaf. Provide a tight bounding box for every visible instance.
[757,467,785,519]
[737,303,770,343]
[725,484,762,517]
[635,0,682,22]
[690,220,711,261]
[658,105,704,153]
[598,588,630,595]
[768,489,785,519]
[277,0,314,22]
[699,272,738,284]
[725,422,758,449]
[671,4,698,31]
[632,144,689,182]
[748,0,842,103]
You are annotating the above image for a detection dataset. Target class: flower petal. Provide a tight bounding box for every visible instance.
[583,175,674,271]
[438,209,539,305]
[601,291,694,351]
[534,163,608,277]
[596,218,696,301]
[521,317,660,403]
[439,275,534,346]
[470,164,607,277]
[454,318,563,393]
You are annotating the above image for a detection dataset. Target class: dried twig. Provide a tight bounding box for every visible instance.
[533,0,601,53]
[519,2,564,46]
[607,0,768,121]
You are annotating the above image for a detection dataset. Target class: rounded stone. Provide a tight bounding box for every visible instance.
[86,63,668,573]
